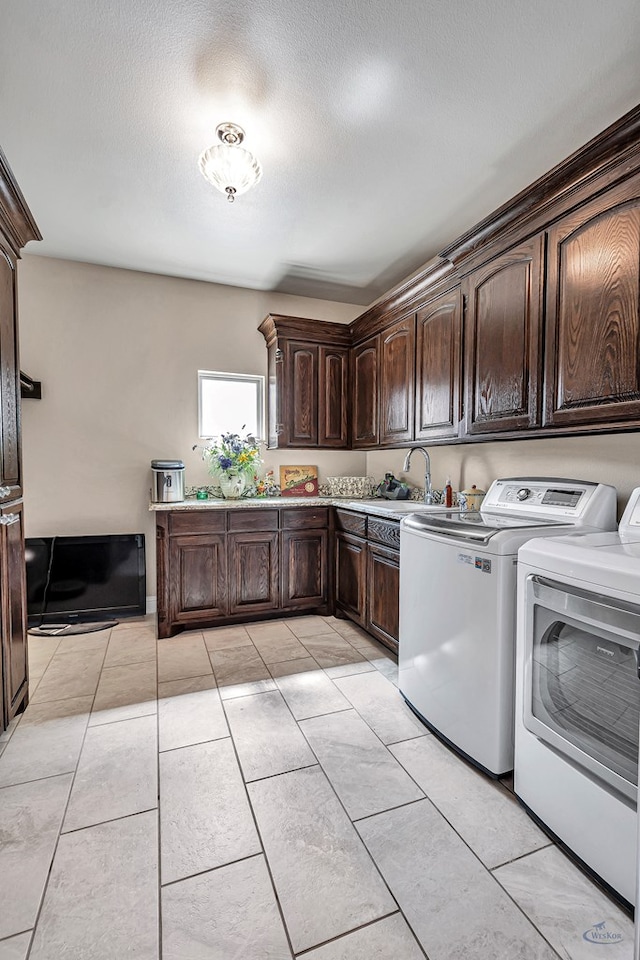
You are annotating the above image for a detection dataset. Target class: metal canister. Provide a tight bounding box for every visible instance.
[151,460,185,503]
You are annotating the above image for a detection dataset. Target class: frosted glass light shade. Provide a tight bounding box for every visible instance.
[198,143,262,201]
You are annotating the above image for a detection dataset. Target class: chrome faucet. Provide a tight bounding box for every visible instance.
[403,447,433,504]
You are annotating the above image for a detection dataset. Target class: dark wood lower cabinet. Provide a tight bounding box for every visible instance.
[228,531,280,615]
[1,501,28,724]
[157,506,330,638]
[282,529,328,609]
[157,504,401,647]
[335,510,400,653]
[169,533,227,625]
[366,542,400,651]
[335,532,367,626]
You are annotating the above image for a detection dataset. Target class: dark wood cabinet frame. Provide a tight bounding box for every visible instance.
[260,102,640,449]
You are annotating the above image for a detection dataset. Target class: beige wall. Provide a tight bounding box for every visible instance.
[18,252,640,611]
[17,255,365,603]
[367,432,640,519]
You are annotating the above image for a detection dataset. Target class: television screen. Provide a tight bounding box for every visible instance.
[25,534,146,624]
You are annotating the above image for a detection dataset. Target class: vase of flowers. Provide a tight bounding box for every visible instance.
[195,431,262,499]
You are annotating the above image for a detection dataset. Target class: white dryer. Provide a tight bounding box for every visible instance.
[399,478,617,778]
[515,488,640,907]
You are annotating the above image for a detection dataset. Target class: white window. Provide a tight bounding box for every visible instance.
[198,371,264,440]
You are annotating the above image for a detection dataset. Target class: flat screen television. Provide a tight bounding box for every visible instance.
[25,534,146,625]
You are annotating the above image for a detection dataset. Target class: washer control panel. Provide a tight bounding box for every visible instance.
[486,479,594,518]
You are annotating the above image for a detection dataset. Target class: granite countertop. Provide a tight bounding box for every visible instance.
[149,495,446,520]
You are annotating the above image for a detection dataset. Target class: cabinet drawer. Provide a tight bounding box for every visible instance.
[227,509,279,532]
[367,517,400,550]
[335,509,367,537]
[281,506,329,530]
[169,511,226,535]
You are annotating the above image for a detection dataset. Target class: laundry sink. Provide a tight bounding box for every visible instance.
[345,500,460,514]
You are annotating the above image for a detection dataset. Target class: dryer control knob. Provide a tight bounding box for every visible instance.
[516,487,531,501]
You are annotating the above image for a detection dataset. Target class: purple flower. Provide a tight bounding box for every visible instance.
[218,455,233,469]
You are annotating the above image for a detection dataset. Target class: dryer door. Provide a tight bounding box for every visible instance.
[523,575,640,802]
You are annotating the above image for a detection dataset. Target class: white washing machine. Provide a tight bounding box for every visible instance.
[515,488,640,907]
[399,478,617,778]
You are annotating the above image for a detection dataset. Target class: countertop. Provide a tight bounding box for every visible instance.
[149,496,444,520]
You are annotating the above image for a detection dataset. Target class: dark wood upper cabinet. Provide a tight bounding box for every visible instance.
[351,335,379,448]
[258,314,350,449]
[463,237,544,435]
[415,287,462,441]
[284,341,318,446]
[544,175,640,428]
[379,316,415,446]
[318,346,349,447]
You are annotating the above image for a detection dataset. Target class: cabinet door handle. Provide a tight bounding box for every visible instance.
[0,486,11,499]
[0,513,20,526]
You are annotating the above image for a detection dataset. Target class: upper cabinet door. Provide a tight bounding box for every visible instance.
[352,335,379,447]
[0,246,21,500]
[463,237,544,435]
[544,179,640,428]
[415,287,462,441]
[379,317,415,446]
[318,346,349,447]
[284,341,319,447]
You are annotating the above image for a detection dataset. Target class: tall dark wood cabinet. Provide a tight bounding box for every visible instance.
[463,237,544,436]
[415,287,463,441]
[258,314,350,449]
[379,316,415,445]
[0,148,41,731]
[351,335,379,448]
[544,173,640,428]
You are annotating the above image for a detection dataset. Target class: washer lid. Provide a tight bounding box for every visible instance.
[402,511,566,544]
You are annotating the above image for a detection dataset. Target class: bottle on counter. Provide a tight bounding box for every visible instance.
[444,477,453,508]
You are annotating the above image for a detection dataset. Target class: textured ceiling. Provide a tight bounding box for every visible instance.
[1,0,640,305]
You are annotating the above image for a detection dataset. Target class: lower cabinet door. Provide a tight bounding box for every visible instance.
[281,529,328,609]
[335,532,367,626]
[366,542,400,652]
[169,534,228,624]
[228,531,280,615]
[0,501,28,725]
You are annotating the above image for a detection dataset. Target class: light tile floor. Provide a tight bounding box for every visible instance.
[0,614,634,959]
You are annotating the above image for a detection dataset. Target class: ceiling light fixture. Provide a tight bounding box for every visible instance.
[198,122,262,203]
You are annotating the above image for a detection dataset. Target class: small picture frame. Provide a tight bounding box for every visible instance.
[280,465,319,497]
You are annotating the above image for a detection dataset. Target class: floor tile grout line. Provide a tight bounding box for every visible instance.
[488,840,555,872]
[218,695,297,960]
[159,850,265,889]
[244,761,319,785]
[261,675,426,955]
[372,755,566,959]
[0,768,79,792]
[60,806,159,837]
[351,794,427,825]
[293,909,422,959]
[23,632,111,960]
[0,927,33,944]
[487,861,566,959]
[158,733,231,755]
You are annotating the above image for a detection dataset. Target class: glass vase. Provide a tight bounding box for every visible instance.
[218,472,247,500]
